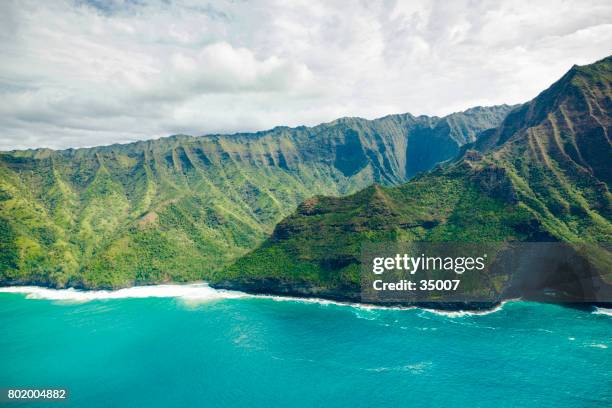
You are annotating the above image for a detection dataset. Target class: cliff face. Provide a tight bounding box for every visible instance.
[0,106,512,288]
[218,56,612,303]
[469,56,612,234]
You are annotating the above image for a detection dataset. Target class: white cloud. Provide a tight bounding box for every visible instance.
[0,0,611,150]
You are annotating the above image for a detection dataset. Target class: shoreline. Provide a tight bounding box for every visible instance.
[0,278,501,311]
[209,280,503,312]
[0,282,514,317]
[1,281,609,315]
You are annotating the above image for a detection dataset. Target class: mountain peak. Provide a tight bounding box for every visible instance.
[472,54,611,153]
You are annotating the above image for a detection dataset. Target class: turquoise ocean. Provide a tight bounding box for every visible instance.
[0,284,610,407]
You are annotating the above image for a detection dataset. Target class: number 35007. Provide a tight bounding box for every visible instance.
[419,280,460,291]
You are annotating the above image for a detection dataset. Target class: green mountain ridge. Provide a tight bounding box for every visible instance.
[214,56,612,303]
[0,105,513,288]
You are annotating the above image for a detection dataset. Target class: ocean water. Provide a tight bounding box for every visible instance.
[0,285,610,408]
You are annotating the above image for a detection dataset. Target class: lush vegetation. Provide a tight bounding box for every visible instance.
[3,55,610,299]
[0,106,513,288]
[216,56,612,299]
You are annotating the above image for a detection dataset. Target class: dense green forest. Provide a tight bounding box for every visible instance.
[2,55,610,302]
[0,104,512,288]
[216,56,612,301]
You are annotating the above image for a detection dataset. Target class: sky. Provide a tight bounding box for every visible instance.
[0,0,611,150]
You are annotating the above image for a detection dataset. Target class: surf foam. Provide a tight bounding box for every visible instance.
[593,307,612,316]
[419,299,516,318]
[0,284,508,315]
[0,283,246,303]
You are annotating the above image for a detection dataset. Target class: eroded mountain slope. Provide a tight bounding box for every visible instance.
[0,106,512,288]
[216,56,612,302]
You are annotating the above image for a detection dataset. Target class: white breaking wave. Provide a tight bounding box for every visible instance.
[261,294,415,311]
[0,283,246,303]
[593,307,612,316]
[257,294,510,316]
[419,299,517,318]
[588,343,608,349]
[0,283,508,316]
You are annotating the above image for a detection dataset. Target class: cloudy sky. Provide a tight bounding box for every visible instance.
[0,0,611,150]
